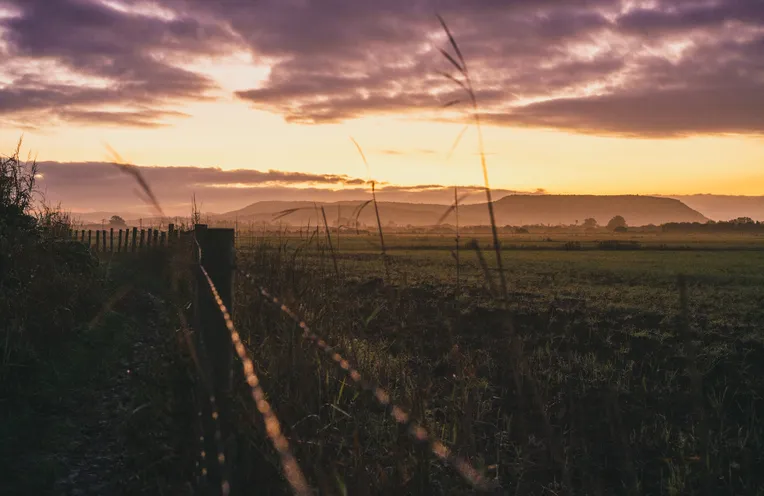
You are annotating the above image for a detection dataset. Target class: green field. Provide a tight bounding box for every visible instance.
[231,231,764,494]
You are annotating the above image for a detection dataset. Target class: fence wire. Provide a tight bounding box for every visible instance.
[199,263,311,496]
[240,269,500,493]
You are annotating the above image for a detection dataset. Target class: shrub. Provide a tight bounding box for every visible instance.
[0,143,101,375]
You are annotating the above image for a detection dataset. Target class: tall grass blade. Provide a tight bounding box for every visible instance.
[350,138,390,280]
[321,206,339,278]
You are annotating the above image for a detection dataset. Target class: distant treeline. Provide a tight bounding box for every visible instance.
[662,218,764,233]
[199,218,764,234]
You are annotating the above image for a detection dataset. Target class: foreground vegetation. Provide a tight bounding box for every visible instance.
[231,233,764,494]
[1,147,195,495]
[5,143,763,494]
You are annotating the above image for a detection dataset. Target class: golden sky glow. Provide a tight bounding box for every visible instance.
[1,0,763,206]
[3,99,762,196]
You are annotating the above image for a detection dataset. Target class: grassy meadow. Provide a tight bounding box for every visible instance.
[227,229,764,494]
[4,139,764,494]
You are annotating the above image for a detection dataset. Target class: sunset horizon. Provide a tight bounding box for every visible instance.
[1,0,762,216]
[4,2,764,494]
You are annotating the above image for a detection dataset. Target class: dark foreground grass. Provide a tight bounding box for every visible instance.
[230,240,764,495]
[0,252,197,495]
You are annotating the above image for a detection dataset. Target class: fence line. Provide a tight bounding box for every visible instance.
[195,232,311,496]
[60,223,182,253]
[239,269,500,492]
[53,223,500,493]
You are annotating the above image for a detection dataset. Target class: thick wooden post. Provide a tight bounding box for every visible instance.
[139,229,145,250]
[95,230,100,252]
[102,230,107,252]
[147,228,153,248]
[131,227,138,253]
[81,230,86,243]
[160,231,166,247]
[117,229,123,253]
[153,229,159,247]
[110,228,114,252]
[168,223,175,245]
[194,225,236,493]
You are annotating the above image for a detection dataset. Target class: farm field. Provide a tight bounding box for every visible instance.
[230,232,764,494]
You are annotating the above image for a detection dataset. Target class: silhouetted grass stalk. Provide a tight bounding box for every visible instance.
[320,206,340,278]
[454,187,461,297]
[437,16,507,301]
[350,138,390,281]
[438,15,570,486]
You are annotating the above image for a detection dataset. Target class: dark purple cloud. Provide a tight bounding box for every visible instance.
[32,160,543,215]
[618,0,764,35]
[1,0,762,136]
[0,0,240,126]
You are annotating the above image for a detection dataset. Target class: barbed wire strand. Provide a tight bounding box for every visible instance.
[195,402,227,496]
[210,394,230,495]
[199,264,312,496]
[191,314,230,496]
[171,268,229,496]
[197,409,207,485]
[240,269,500,492]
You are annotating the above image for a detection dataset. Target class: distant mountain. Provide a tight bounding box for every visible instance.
[666,195,764,222]
[219,195,707,227]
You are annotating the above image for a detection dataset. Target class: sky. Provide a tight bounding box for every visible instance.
[0,0,762,215]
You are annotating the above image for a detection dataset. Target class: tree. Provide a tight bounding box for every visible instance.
[582,218,598,228]
[109,215,126,226]
[733,217,754,224]
[607,215,627,231]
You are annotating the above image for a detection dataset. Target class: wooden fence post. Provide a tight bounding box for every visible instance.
[131,227,137,252]
[95,230,100,252]
[117,229,123,253]
[194,225,236,492]
[147,228,153,249]
[139,229,145,250]
[160,231,166,247]
[102,230,107,252]
[81,230,86,243]
[153,229,159,247]
[110,228,114,252]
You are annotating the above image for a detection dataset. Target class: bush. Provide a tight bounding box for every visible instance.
[0,143,101,375]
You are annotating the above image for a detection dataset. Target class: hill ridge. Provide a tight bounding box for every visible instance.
[219,194,708,227]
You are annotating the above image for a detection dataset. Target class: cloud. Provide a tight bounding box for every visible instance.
[484,32,764,137]
[32,160,545,215]
[1,0,762,136]
[0,0,241,127]
[217,0,764,137]
[617,0,764,35]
